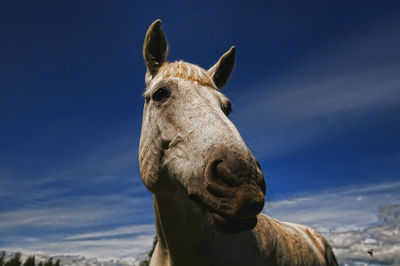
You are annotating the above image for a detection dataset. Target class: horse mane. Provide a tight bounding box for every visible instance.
[146,61,216,89]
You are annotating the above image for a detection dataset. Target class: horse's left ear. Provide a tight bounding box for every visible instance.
[208,46,235,89]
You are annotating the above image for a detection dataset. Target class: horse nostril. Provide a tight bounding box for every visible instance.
[204,159,237,198]
[213,159,239,187]
[205,145,265,195]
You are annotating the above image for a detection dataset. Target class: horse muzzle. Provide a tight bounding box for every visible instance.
[188,145,266,233]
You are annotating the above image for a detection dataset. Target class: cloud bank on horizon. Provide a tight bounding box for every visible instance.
[1,181,399,265]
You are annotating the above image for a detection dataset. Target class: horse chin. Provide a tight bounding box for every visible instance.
[207,212,258,234]
[187,176,264,234]
[188,186,261,234]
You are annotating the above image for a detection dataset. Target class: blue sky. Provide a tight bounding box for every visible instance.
[1,1,400,264]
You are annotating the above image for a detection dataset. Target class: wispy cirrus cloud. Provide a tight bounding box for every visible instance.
[65,224,155,240]
[0,127,153,262]
[231,21,400,159]
[0,193,155,261]
[265,181,400,231]
[233,66,400,159]
[0,193,151,230]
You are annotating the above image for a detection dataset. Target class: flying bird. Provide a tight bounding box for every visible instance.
[367,249,374,257]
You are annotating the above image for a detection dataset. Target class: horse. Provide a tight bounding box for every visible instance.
[139,19,338,266]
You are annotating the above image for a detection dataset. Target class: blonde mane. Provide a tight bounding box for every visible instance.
[146,61,216,88]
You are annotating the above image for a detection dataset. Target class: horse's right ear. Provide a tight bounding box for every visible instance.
[143,19,168,75]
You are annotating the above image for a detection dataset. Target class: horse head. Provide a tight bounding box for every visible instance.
[139,20,266,234]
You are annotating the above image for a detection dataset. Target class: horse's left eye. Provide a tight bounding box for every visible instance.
[152,87,171,102]
[222,101,232,116]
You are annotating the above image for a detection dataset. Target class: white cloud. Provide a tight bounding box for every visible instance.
[2,251,143,266]
[262,68,398,120]
[265,181,400,231]
[0,193,151,230]
[0,206,111,229]
[0,180,155,262]
[325,205,400,265]
[1,181,399,264]
[2,233,155,262]
[65,224,155,240]
[1,224,156,262]
[264,181,400,265]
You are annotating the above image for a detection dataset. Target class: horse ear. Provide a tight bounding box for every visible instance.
[143,19,168,75]
[208,46,235,89]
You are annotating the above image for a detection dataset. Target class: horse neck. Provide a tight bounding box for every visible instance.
[152,190,275,266]
[152,187,213,265]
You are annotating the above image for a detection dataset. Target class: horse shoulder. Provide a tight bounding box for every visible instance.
[254,214,337,265]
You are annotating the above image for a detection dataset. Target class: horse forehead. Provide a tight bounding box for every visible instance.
[146,61,216,89]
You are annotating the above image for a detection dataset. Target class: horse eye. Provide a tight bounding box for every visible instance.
[222,101,232,116]
[152,87,171,102]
